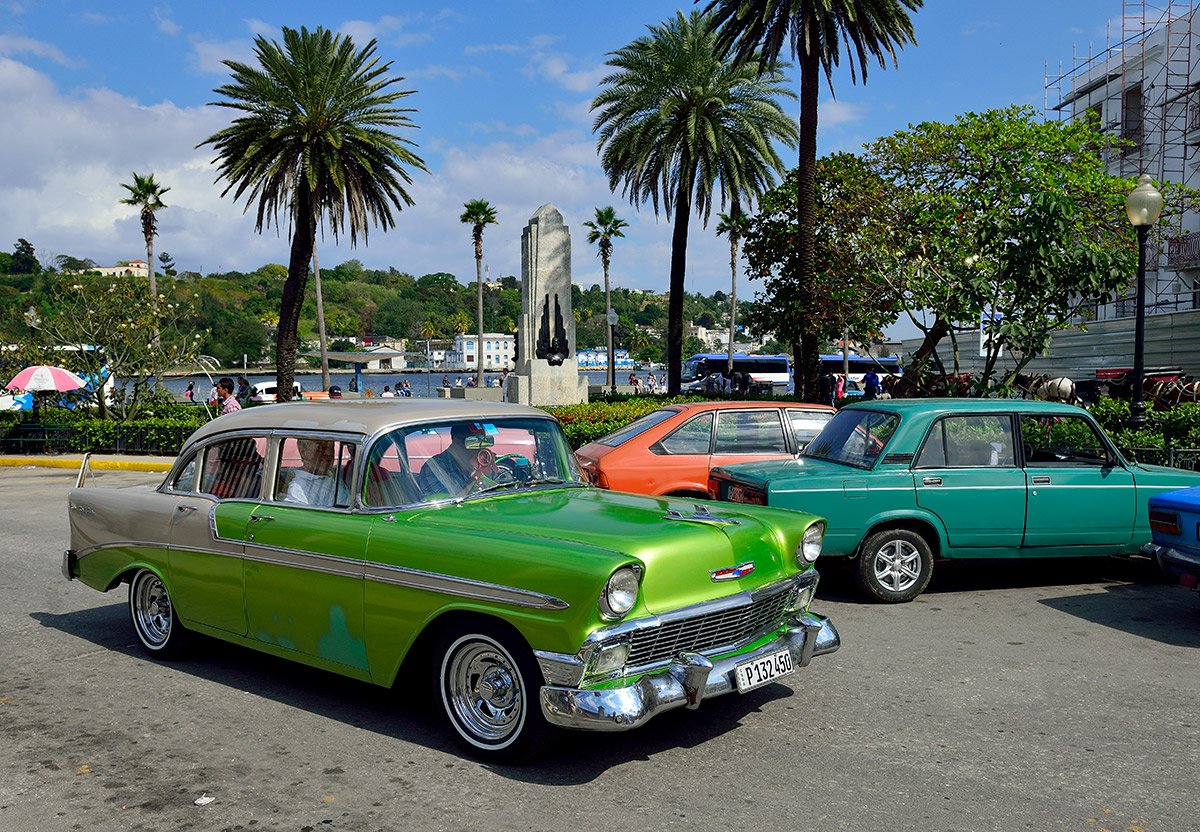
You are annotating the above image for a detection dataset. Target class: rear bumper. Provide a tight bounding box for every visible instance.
[1147,543,1200,581]
[539,612,839,732]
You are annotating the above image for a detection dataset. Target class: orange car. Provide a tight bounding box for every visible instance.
[575,400,835,498]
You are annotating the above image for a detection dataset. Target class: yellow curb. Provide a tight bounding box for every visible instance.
[0,458,173,472]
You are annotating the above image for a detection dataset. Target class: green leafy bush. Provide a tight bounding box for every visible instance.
[546,396,704,449]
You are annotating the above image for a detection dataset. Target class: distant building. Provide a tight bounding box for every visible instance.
[93,260,149,278]
[446,333,514,370]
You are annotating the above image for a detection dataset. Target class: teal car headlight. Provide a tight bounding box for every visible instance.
[798,522,824,564]
[599,566,641,620]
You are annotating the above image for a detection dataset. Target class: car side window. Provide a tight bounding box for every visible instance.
[654,413,714,455]
[274,437,355,507]
[916,415,1015,468]
[1020,415,1111,466]
[200,437,266,499]
[787,409,833,450]
[171,453,198,493]
[714,410,788,454]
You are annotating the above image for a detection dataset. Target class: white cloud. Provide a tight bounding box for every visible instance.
[819,97,864,127]
[190,36,255,74]
[153,7,180,36]
[0,34,79,67]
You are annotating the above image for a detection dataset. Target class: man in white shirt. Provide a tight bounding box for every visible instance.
[285,439,339,506]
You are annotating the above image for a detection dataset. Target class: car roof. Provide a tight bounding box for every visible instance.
[842,398,1088,416]
[187,399,554,445]
[672,400,835,413]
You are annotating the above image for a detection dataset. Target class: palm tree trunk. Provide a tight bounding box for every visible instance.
[475,239,485,389]
[666,179,692,396]
[795,47,820,401]
[313,243,330,392]
[603,255,614,393]
[728,236,737,377]
[146,234,159,349]
[277,188,315,403]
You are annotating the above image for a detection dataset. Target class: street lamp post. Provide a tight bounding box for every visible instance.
[1125,174,1165,430]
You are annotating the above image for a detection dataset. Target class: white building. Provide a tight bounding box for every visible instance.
[93,260,149,278]
[1048,1,1200,320]
[446,333,514,370]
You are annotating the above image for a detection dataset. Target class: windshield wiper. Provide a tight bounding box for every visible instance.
[467,477,584,498]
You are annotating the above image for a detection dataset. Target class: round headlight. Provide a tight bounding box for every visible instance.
[798,522,825,564]
[599,566,641,619]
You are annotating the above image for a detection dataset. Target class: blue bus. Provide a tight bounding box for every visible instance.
[819,354,903,397]
[681,353,792,394]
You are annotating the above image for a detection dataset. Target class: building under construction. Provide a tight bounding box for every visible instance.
[1046,1,1200,320]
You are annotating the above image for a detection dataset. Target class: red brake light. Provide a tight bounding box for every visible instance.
[1149,509,1181,536]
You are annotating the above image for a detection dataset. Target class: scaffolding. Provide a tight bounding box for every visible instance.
[1045,0,1200,313]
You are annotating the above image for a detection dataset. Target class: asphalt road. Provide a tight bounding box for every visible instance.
[1,465,1198,832]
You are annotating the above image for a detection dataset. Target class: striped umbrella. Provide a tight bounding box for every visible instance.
[6,365,87,392]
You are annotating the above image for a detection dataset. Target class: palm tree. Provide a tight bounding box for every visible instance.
[716,201,751,376]
[592,10,797,395]
[460,199,498,388]
[199,26,426,401]
[582,206,629,392]
[704,0,921,398]
[119,172,170,305]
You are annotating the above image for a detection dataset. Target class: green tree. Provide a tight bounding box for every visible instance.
[716,202,751,374]
[200,25,427,401]
[459,199,498,387]
[119,172,170,304]
[158,251,177,276]
[860,106,1160,392]
[592,9,797,395]
[11,239,38,275]
[582,206,629,391]
[705,0,921,398]
[55,255,97,273]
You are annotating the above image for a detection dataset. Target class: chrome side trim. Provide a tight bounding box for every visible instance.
[533,649,586,687]
[243,544,363,579]
[364,562,570,610]
[73,540,167,560]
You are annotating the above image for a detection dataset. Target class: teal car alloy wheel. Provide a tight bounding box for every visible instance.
[856,528,934,603]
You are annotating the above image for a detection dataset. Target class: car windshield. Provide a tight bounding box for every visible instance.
[595,407,680,447]
[802,409,900,469]
[363,417,585,507]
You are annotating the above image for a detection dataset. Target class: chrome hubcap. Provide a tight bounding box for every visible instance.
[133,573,172,647]
[445,639,523,745]
[872,540,922,593]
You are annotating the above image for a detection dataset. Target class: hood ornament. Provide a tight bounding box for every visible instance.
[710,561,755,582]
[662,504,742,527]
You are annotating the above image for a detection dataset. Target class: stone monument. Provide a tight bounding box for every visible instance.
[504,204,589,406]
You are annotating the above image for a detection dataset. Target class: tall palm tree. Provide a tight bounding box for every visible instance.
[716,201,751,376]
[200,26,426,401]
[460,199,498,388]
[592,9,797,395]
[119,172,170,304]
[704,0,921,399]
[582,206,629,392]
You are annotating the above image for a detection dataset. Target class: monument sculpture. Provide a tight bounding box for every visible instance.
[504,204,589,406]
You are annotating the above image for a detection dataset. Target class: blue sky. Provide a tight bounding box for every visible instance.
[0,1,1127,302]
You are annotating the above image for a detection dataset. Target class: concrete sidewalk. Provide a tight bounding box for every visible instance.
[0,453,175,472]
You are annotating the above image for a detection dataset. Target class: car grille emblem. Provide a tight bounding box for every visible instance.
[710,561,755,582]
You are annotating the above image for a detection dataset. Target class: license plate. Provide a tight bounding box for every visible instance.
[734,648,795,693]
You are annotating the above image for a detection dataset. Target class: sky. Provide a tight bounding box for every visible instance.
[0,0,1138,307]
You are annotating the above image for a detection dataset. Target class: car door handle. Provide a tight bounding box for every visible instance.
[922,477,942,486]
[1032,476,1051,484]
[249,515,275,523]
[381,515,397,523]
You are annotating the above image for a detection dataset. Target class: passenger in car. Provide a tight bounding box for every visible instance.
[285,439,338,506]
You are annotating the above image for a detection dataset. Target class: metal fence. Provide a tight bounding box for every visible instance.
[1119,447,1200,470]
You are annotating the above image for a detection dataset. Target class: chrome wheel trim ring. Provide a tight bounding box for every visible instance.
[441,634,525,749]
[872,539,922,593]
[132,571,172,648]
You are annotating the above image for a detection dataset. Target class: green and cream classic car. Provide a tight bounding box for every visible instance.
[64,400,839,760]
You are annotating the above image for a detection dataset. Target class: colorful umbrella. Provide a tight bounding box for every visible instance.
[6,365,87,393]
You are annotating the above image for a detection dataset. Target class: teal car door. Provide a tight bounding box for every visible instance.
[1019,413,1136,549]
[913,414,1026,550]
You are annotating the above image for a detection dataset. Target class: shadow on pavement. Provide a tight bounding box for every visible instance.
[31,602,794,781]
[1038,582,1200,648]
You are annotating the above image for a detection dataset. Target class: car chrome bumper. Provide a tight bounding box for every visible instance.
[539,612,839,732]
[62,549,77,581]
[1148,543,1200,581]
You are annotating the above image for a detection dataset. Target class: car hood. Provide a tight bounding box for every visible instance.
[409,487,812,615]
[1131,463,1200,490]
[713,455,856,486]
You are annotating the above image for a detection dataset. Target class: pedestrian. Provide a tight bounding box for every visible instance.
[381,385,395,398]
[236,374,250,405]
[442,374,451,388]
[819,369,835,406]
[835,374,846,402]
[184,380,194,402]
[455,376,463,388]
[216,377,242,416]
[349,376,359,393]
[466,376,477,388]
[863,369,881,400]
[207,383,219,406]
[400,379,412,397]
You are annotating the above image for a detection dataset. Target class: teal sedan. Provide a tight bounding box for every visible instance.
[64,400,838,761]
[709,399,1200,603]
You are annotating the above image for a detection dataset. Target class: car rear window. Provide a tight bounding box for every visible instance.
[803,409,899,469]
[595,407,680,447]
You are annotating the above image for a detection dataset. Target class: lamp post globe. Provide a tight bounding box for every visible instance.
[1125,174,1164,431]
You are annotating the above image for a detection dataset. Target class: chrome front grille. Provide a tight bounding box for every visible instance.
[625,582,797,669]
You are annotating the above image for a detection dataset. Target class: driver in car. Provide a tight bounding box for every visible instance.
[420,423,487,496]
